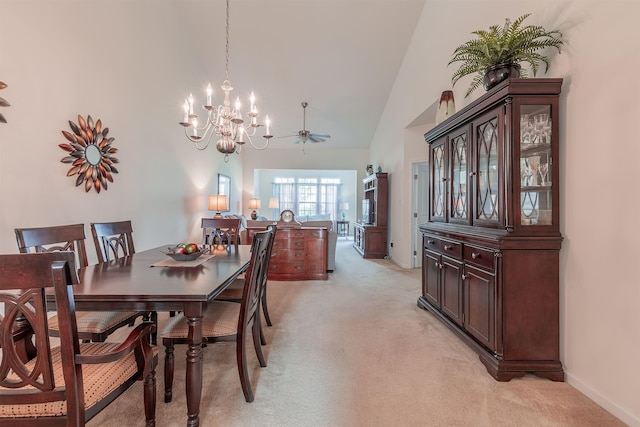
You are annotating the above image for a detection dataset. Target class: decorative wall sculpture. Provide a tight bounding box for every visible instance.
[0,81,9,123]
[59,115,119,193]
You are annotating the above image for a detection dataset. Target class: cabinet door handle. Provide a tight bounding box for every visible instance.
[444,245,453,251]
[441,177,447,182]
[427,239,435,244]
[469,172,477,177]
[461,273,468,280]
[472,252,481,259]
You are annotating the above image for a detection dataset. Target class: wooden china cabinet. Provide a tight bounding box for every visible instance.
[353,172,388,259]
[418,78,564,381]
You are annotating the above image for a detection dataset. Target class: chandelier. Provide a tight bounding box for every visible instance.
[179,0,272,162]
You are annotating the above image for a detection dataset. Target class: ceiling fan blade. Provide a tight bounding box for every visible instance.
[308,133,330,143]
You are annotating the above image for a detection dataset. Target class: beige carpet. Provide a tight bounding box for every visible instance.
[89,238,624,427]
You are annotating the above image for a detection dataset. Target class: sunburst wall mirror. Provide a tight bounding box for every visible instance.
[0,81,9,123]
[59,115,119,193]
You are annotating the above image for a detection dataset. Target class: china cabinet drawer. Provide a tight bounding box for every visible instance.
[424,236,440,251]
[440,240,462,258]
[424,235,462,258]
[463,245,495,271]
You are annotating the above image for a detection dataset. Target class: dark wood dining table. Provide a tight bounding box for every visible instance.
[49,244,252,427]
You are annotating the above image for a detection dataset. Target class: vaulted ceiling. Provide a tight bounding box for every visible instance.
[176,0,426,150]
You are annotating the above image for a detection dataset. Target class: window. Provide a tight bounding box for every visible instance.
[272,177,342,220]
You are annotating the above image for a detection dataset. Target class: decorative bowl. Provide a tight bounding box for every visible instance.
[163,249,204,261]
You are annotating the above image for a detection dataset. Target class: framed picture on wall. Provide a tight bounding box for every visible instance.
[218,174,231,212]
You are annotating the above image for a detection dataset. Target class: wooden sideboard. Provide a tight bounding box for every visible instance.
[246,226,328,281]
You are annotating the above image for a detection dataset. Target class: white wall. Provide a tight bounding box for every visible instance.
[371,1,640,424]
[0,1,243,262]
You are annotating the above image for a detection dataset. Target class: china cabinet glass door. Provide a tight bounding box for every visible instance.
[430,140,446,221]
[519,105,553,226]
[475,116,500,225]
[449,131,468,223]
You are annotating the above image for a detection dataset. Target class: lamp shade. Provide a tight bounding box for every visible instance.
[208,194,229,212]
[248,198,261,209]
[268,197,279,209]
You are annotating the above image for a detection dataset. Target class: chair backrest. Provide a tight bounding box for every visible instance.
[15,224,89,268]
[0,252,86,423]
[259,224,276,292]
[201,218,242,252]
[239,227,274,329]
[90,220,135,263]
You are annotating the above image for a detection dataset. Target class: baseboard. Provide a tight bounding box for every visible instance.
[566,372,639,426]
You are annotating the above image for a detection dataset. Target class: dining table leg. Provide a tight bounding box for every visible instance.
[184,304,204,427]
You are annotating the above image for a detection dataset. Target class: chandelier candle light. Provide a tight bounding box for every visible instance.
[179,0,272,162]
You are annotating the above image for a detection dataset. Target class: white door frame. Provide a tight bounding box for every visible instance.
[412,161,429,268]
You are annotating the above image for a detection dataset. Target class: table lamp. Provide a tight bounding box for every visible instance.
[340,202,349,220]
[248,198,261,220]
[208,194,229,219]
[269,197,279,220]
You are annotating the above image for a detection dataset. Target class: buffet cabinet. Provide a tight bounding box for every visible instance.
[353,172,388,259]
[247,226,328,281]
[418,78,564,382]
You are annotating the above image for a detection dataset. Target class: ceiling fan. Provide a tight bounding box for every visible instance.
[280,101,331,145]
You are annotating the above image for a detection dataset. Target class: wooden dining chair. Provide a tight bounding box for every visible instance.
[161,227,274,404]
[90,220,157,343]
[0,251,157,426]
[201,217,242,252]
[90,220,136,263]
[217,224,276,345]
[14,224,147,343]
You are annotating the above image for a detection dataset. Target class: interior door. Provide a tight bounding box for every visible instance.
[412,162,429,268]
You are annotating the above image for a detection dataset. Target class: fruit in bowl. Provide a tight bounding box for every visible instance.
[164,243,203,261]
[185,243,199,254]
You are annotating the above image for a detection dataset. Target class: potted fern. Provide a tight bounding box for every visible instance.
[448,13,564,98]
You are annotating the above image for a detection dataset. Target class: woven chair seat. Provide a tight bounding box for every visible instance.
[0,342,158,419]
[217,278,244,301]
[161,301,240,339]
[48,311,139,334]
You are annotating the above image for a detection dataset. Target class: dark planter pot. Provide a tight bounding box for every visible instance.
[482,63,521,91]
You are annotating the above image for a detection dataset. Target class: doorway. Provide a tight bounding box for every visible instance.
[412,161,429,268]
